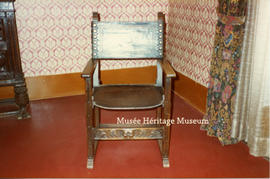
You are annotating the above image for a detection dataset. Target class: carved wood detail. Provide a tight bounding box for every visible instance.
[0,0,30,119]
[94,127,163,140]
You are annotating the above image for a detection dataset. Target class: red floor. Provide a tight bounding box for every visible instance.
[0,94,269,178]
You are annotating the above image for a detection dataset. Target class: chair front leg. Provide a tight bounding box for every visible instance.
[85,77,95,169]
[162,77,172,168]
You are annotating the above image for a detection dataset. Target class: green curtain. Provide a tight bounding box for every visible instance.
[202,0,247,145]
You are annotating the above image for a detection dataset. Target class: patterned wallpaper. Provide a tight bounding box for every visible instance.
[15,0,218,87]
[14,0,168,77]
[166,0,218,86]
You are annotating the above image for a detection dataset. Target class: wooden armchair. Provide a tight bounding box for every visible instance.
[81,12,176,169]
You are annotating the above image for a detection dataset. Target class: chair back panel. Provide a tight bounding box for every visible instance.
[92,21,164,59]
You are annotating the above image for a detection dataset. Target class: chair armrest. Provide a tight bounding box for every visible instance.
[81,60,97,78]
[159,60,176,78]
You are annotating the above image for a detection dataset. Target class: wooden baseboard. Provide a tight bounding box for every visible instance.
[173,72,207,113]
[0,66,207,112]
[0,66,157,101]
[0,73,85,101]
[26,73,85,100]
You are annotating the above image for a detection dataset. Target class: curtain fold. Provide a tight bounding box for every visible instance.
[202,0,269,158]
[230,0,255,143]
[231,0,270,158]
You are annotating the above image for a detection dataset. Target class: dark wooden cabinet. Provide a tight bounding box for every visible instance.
[0,0,30,119]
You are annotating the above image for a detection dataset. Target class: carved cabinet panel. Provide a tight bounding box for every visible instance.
[0,0,30,119]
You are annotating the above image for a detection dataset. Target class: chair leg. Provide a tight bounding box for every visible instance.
[157,106,170,168]
[157,106,162,120]
[94,106,100,155]
[161,77,172,168]
[157,106,163,156]
[161,105,171,168]
[85,78,94,169]
[162,124,170,168]
[87,113,95,169]
[86,110,94,169]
